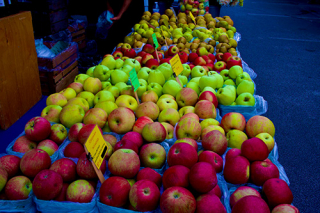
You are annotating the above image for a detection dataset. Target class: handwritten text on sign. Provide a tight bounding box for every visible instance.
[170,54,184,76]
[129,68,140,92]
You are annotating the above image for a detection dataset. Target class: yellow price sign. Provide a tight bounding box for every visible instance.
[85,125,109,170]
[170,54,183,76]
[189,11,196,24]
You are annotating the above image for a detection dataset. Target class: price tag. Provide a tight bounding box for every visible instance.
[85,125,109,170]
[189,11,196,24]
[129,68,140,92]
[152,33,159,49]
[170,54,184,76]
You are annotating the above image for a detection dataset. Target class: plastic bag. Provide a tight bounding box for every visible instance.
[96,10,114,40]
[242,60,257,80]
[35,39,55,58]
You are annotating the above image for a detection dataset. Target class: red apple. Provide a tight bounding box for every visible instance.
[227,56,242,69]
[152,51,163,60]
[50,158,77,182]
[33,169,63,200]
[262,178,293,209]
[77,152,106,179]
[160,58,171,64]
[49,123,68,145]
[124,48,137,58]
[0,155,21,178]
[54,183,69,201]
[206,63,214,71]
[103,134,118,148]
[64,141,85,158]
[232,195,270,213]
[99,176,131,207]
[108,107,136,134]
[196,194,226,213]
[178,51,188,63]
[198,91,218,108]
[133,116,154,134]
[208,53,215,62]
[24,117,51,142]
[207,184,222,199]
[168,143,198,169]
[12,135,37,153]
[194,100,216,119]
[66,179,95,203]
[129,180,160,212]
[68,123,85,142]
[0,167,7,192]
[137,168,162,188]
[160,186,196,213]
[198,151,223,173]
[225,148,242,161]
[139,143,166,169]
[189,64,195,70]
[137,51,147,58]
[245,115,276,138]
[230,186,261,208]
[220,112,246,133]
[223,155,250,184]
[113,50,123,58]
[5,176,32,200]
[142,44,155,54]
[201,130,228,156]
[20,149,51,178]
[141,122,167,143]
[174,138,198,151]
[37,139,59,156]
[202,65,209,72]
[188,52,198,62]
[145,58,160,70]
[216,53,224,61]
[250,159,280,186]
[272,204,300,213]
[134,56,142,64]
[142,53,154,64]
[78,124,103,145]
[189,162,217,193]
[241,138,269,162]
[213,61,227,72]
[193,57,206,66]
[121,131,143,148]
[114,139,139,153]
[108,149,140,178]
[168,46,179,56]
[222,52,233,62]
[162,165,190,189]
[179,113,199,122]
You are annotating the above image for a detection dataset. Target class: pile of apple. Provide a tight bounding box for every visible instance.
[10,117,67,157]
[179,0,209,16]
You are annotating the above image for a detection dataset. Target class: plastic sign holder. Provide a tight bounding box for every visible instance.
[170,54,183,88]
[129,67,140,104]
[84,125,108,183]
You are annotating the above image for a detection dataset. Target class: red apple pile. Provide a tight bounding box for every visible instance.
[12,117,67,157]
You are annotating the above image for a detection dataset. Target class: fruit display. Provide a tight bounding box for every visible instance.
[0,6,300,213]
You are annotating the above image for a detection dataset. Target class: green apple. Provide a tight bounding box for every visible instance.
[94,90,115,105]
[224,78,236,86]
[101,81,112,89]
[74,74,90,84]
[189,77,201,85]
[94,100,118,116]
[147,69,165,86]
[93,65,110,81]
[158,108,180,126]
[138,67,151,81]
[66,97,90,113]
[181,64,191,77]
[59,104,85,129]
[114,82,127,91]
[156,63,173,80]
[237,80,254,95]
[147,83,163,97]
[178,106,195,117]
[200,118,220,130]
[101,56,116,70]
[115,58,124,69]
[104,86,120,98]
[162,80,182,97]
[226,129,248,149]
[110,69,129,85]
[77,91,95,108]
[208,71,224,89]
[121,64,133,76]
[228,65,243,79]
[157,97,178,111]
[41,105,63,123]
[124,58,141,72]
[191,66,207,78]
[186,82,200,95]
[86,66,95,77]
[115,95,138,111]
[236,72,252,86]
[201,86,217,96]
[255,132,275,152]
[220,69,230,81]
[136,81,147,99]
[83,77,102,94]
[178,75,188,86]
[59,88,76,100]
[231,102,237,105]
[235,92,255,106]
[199,76,217,91]
[216,85,236,106]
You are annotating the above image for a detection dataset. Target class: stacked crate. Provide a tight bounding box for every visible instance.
[68,21,87,50]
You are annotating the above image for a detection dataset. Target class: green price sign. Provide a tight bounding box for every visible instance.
[129,68,140,92]
[152,33,159,49]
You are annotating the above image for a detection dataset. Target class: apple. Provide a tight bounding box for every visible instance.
[93,90,115,105]
[124,48,137,58]
[103,133,118,147]
[83,108,108,128]
[181,64,191,78]
[129,180,160,212]
[46,93,68,107]
[230,186,262,208]
[37,139,59,156]
[167,143,198,169]
[236,72,252,85]
[157,97,178,111]
[146,59,160,70]
[108,149,140,178]
[78,124,103,145]
[138,51,147,58]
[4,175,32,200]
[198,151,223,173]
[83,77,102,94]
[114,139,139,153]
[175,117,202,140]
[124,58,141,72]
[237,80,255,95]
[222,52,233,62]
[216,85,236,106]
[133,116,154,134]
[162,80,182,97]
[223,155,250,184]
[137,168,162,188]
[168,46,179,56]
[200,118,220,130]
[66,97,90,112]
[194,100,216,119]
[177,51,188,64]
[201,125,225,139]
[179,113,199,122]
[272,204,300,213]
[20,149,51,178]
[227,56,242,69]
[161,122,174,139]
[115,95,138,111]
[226,129,248,149]
[256,133,275,152]
[246,115,276,138]
[49,123,67,145]
[225,148,242,161]
[189,162,217,193]
[24,117,51,142]
[196,47,208,57]
[64,141,85,158]
[178,106,195,118]
[263,178,293,209]
[174,138,198,151]
[207,184,222,199]
[54,182,69,201]
[105,85,120,98]
[162,165,190,189]
[58,87,77,100]
[191,66,207,78]
[193,57,206,66]
[77,152,106,179]
[121,132,143,148]
[220,69,230,81]
[92,65,110,81]
[108,107,136,134]
[135,101,160,121]
[147,82,163,97]
[0,155,20,178]
[59,104,85,129]
[113,50,123,58]
[232,195,270,213]
[68,82,84,94]
[241,137,269,161]
[251,159,280,186]
[220,112,246,132]
[141,90,158,103]
[176,88,198,108]
[77,91,95,108]
[198,91,218,108]
[236,92,255,106]
[66,179,95,203]
[152,51,163,61]
[201,130,228,156]
[142,44,155,54]
[188,52,198,62]
[12,135,37,153]
[33,169,63,200]
[0,168,7,192]
[74,74,90,84]
[196,194,226,213]
[160,186,196,213]
[41,105,62,123]
[99,176,131,207]
[50,158,77,182]
[141,122,167,143]
[214,61,227,72]
[139,143,166,169]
